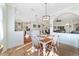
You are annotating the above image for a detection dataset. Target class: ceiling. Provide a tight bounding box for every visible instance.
[53,13,79,25]
[55,13,79,21]
[8,3,79,22]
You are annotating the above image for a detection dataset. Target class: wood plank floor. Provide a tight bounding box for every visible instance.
[57,43,79,56]
[1,43,79,56]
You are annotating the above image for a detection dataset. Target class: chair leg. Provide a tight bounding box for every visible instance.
[54,46,57,52]
[38,49,40,56]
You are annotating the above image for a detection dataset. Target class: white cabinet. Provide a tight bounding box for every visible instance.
[58,33,70,45]
[69,35,78,47]
[54,33,79,48]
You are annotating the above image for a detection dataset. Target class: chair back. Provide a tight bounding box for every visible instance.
[31,30,41,47]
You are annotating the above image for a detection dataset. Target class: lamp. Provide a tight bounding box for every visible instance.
[42,3,50,21]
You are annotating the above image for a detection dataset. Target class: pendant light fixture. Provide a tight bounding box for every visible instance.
[42,3,50,21]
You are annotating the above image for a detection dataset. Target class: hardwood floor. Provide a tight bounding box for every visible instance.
[1,43,79,56]
[57,43,79,56]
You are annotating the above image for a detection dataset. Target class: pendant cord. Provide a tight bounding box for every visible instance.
[45,3,47,16]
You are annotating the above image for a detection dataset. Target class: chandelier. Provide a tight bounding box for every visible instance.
[42,3,50,21]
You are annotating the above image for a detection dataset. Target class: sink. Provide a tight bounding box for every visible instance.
[0,45,3,53]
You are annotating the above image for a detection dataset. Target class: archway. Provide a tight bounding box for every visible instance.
[53,12,79,33]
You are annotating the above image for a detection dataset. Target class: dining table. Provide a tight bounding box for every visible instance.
[40,35,53,56]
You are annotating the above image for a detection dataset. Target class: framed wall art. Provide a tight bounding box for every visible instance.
[15,21,23,31]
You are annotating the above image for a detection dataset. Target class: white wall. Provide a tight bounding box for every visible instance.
[0,7,3,42]
[6,5,24,48]
[0,4,8,52]
[1,9,24,51]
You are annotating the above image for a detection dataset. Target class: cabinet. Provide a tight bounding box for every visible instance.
[54,33,79,48]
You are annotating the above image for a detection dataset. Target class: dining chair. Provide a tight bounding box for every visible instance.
[45,35,58,55]
[31,35,43,56]
[51,35,58,53]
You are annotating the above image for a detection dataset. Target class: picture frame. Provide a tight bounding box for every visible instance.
[38,25,40,28]
[15,21,23,31]
[33,24,36,28]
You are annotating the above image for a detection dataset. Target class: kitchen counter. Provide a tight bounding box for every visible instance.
[53,33,79,48]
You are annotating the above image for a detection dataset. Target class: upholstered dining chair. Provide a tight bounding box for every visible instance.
[44,35,58,55]
[51,35,59,53]
[31,35,43,56]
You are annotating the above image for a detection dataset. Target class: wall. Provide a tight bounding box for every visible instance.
[0,4,24,50]
[0,4,8,52]
[0,7,3,42]
[6,5,24,48]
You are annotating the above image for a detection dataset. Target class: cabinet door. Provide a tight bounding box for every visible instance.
[68,35,75,47]
[53,33,79,48]
[78,40,79,48]
[58,33,70,44]
[66,34,78,48]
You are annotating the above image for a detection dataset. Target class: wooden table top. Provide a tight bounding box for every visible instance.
[40,36,53,44]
